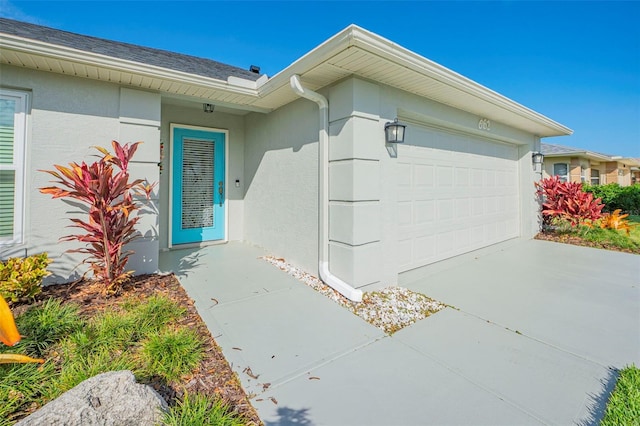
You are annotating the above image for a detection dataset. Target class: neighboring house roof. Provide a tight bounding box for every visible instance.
[0,18,261,82]
[0,19,572,137]
[541,143,612,161]
[542,143,640,167]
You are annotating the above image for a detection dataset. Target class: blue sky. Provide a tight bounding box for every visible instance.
[2,1,639,157]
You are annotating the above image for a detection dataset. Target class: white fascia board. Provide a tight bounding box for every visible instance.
[346,26,573,137]
[227,75,267,89]
[0,34,260,97]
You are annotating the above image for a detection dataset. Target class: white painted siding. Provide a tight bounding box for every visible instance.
[243,99,319,274]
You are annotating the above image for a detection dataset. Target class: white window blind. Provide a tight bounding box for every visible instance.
[0,90,27,245]
[181,138,214,229]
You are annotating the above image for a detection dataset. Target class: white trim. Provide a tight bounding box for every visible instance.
[0,88,28,247]
[119,117,161,127]
[168,123,229,248]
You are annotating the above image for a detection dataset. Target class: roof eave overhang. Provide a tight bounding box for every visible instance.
[261,25,573,138]
[544,151,612,161]
[1,26,574,138]
[0,34,272,113]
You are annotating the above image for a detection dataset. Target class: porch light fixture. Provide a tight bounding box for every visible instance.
[203,103,215,113]
[532,151,544,165]
[384,118,406,144]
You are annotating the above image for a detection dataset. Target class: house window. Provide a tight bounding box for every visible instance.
[0,89,28,246]
[580,166,587,183]
[553,163,569,183]
[591,169,600,186]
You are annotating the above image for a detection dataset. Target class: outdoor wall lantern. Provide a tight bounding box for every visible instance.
[532,151,544,165]
[203,103,215,113]
[384,118,407,144]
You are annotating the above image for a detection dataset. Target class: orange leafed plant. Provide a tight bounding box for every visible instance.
[0,294,44,364]
[40,141,156,294]
[600,209,634,235]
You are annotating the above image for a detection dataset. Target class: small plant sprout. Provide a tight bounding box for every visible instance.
[40,141,157,294]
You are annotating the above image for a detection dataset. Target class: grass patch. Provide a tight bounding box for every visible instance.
[163,392,247,426]
[13,299,84,357]
[0,294,238,425]
[545,217,640,254]
[0,361,57,425]
[628,215,640,246]
[601,365,640,425]
[576,226,640,252]
[140,328,203,382]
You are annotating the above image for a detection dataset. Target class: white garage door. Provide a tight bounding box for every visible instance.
[397,124,520,272]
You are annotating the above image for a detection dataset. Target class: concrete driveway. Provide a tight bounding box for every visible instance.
[160,239,639,425]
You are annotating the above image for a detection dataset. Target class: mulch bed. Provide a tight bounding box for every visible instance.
[535,231,640,255]
[16,273,262,425]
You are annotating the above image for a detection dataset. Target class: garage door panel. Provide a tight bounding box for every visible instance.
[397,125,520,272]
[414,164,435,186]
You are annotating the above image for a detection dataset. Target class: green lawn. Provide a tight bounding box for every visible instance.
[629,215,640,245]
[601,365,640,425]
[600,218,639,425]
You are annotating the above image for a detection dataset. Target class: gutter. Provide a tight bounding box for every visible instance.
[289,74,363,303]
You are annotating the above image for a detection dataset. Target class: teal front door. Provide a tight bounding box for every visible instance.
[171,125,225,245]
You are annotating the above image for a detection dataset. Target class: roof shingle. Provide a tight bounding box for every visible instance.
[0,17,261,82]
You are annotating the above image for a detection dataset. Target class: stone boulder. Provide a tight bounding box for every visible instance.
[16,370,167,426]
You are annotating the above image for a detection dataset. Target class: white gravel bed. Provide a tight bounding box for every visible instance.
[261,256,445,334]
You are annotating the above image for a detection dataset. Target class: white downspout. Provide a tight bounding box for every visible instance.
[290,75,363,302]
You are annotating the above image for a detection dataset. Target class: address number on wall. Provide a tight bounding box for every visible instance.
[478,118,491,131]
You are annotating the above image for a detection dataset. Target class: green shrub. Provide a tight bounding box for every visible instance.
[584,183,640,215]
[123,294,186,334]
[14,299,83,358]
[163,393,246,426]
[140,328,203,382]
[0,253,51,304]
[56,346,135,393]
[0,360,57,424]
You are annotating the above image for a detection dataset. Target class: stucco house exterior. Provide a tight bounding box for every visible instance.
[0,18,572,301]
[541,143,639,186]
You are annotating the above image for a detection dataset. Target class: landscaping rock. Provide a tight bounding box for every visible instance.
[16,370,167,426]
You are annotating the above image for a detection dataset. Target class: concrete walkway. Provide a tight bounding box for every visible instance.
[159,240,639,426]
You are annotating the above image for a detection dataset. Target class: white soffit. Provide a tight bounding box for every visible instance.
[261,25,573,137]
